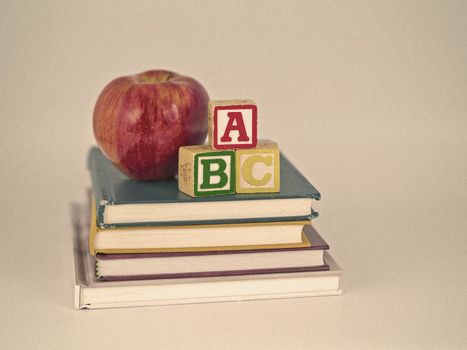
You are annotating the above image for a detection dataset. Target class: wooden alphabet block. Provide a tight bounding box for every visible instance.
[208,99,258,150]
[178,145,236,197]
[235,141,280,193]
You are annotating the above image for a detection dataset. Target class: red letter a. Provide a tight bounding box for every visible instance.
[220,112,249,142]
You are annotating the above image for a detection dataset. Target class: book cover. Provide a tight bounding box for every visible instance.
[88,147,321,228]
[96,225,330,281]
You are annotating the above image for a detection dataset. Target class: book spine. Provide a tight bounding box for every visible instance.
[88,149,114,228]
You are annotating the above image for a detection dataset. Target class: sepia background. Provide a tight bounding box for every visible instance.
[1,1,466,349]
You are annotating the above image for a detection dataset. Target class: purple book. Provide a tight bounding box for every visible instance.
[96,225,330,281]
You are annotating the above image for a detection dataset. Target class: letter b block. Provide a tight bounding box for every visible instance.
[208,99,257,150]
[178,145,236,197]
[236,141,280,193]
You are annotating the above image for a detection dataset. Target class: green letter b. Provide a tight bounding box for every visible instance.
[200,158,228,189]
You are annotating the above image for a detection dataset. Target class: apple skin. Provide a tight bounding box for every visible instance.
[93,70,209,180]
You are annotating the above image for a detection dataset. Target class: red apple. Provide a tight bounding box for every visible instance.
[93,70,209,180]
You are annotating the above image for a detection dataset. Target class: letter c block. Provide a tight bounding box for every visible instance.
[236,141,280,193]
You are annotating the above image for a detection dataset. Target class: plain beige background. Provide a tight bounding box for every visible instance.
[1,1,466,349]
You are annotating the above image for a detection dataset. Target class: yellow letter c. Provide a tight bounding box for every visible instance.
[242,155,272,186]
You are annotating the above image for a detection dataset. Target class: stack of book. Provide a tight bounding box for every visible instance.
[73,100,342,309]
[72,148,342,309]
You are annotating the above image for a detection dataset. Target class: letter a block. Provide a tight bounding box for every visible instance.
[236,141,280,193]
[208,99,257,150]
[178,145,236,197]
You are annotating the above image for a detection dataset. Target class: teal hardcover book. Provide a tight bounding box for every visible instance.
[88,147,320,228]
